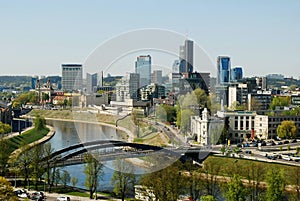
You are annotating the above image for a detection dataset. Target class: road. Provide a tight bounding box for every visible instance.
[19,189,121,201]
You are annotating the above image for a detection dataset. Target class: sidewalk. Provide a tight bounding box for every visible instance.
[2,126,34,140]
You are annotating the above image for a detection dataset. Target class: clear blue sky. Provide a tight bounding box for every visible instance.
[0,0,299,78]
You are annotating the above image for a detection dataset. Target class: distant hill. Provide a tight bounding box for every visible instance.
[0,76,62,89]
[267,78,300,89]
[0,76,31,87]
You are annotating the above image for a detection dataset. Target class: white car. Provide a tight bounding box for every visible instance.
[57,196,71,201]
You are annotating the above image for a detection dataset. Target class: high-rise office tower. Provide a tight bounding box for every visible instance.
[116,73,140,102]
[86,73,98,93]
[97,71,103,87]
[179,40,193,73]
[135,55,151,87]
[151,70,162,84]
[230,66,243,82]
[172,60,180,73]
[217,56,231,85]
[61,64,83,91]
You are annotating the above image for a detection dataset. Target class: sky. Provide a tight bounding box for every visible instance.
[0,0,300,78]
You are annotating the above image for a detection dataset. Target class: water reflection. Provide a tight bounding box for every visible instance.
[47,120,144,191]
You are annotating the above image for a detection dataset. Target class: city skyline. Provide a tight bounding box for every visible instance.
[0,1,300,77]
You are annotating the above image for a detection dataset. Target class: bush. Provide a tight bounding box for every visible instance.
[34,115,46,130]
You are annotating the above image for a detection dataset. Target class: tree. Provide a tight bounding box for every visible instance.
[61,170,71,187]
[276,120,297,139]
[140,161,184,201]
[42,143,55,188]
[201,195,217,201]
[84,153,104,199]
[225,174,248,201]
[0,122,12,134]
[265,168,286,201]
[31,145,45,190]
[0,139,11,176]
[285,166,300,200]
[71,177,78,188]
[34,115,46,130]
[111,158,136,201]
[228,101,246,111]
[54,169,61,187]
[183,160,203,201]
[270,96,291,110]
[201,158,222,197]
[178,109,195,133]
[15,146,33,188]
[193,88,210,110]
[0,176,20,201]
[156,105,167,122]
[244,161,266,201]
[156,105,177,123]
[42,93,50,103]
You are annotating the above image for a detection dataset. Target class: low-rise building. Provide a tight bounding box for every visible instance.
[191,108,224,145]
[217,110,256,142]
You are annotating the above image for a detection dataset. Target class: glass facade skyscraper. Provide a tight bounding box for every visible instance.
[135,55,151,88]
[179,40,193,73]
[217,56,231,85]
[231,66,243,82]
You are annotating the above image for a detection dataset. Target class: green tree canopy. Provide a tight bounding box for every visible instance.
[276,120,297,139]
[111,158,136,201]
[265,168,286,201]
[270,96,291,110]
[225,174,248,201]
[84,153,104,199]
[0,122,12,134]
[0,176,19,201]
[34,115,46,130]
[201,195,217,201]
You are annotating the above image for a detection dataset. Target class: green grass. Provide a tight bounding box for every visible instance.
[66,191,90,197]
[133,138,144,143]
[6,126,49,154]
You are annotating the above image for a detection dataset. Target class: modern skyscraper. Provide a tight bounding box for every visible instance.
[86,72,98,93]
[62,64,83,91]
[172,60,180,73]
[230,66,243,82]
[151,70,162,84]
[135,55,151,88]
[116,73,140,102]
[217,56,231,85]
[179,40,193,73]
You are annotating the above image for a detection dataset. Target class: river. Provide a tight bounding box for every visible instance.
[47,120,144,191]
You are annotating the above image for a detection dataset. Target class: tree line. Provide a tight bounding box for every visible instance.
[138,156,300,201]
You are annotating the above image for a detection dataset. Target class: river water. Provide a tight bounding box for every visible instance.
[47,120,144,191]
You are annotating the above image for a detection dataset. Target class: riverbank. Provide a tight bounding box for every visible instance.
[26,110,135,142]
[8,125,55,163]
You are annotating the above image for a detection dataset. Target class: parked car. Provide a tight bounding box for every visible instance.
[283,140,289,144]
[281,154,292,161]
[57,196,71,201]
[14,189,30,199]
[245,150,252,154]
[267,155,276,160]
[31,192,45,201]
